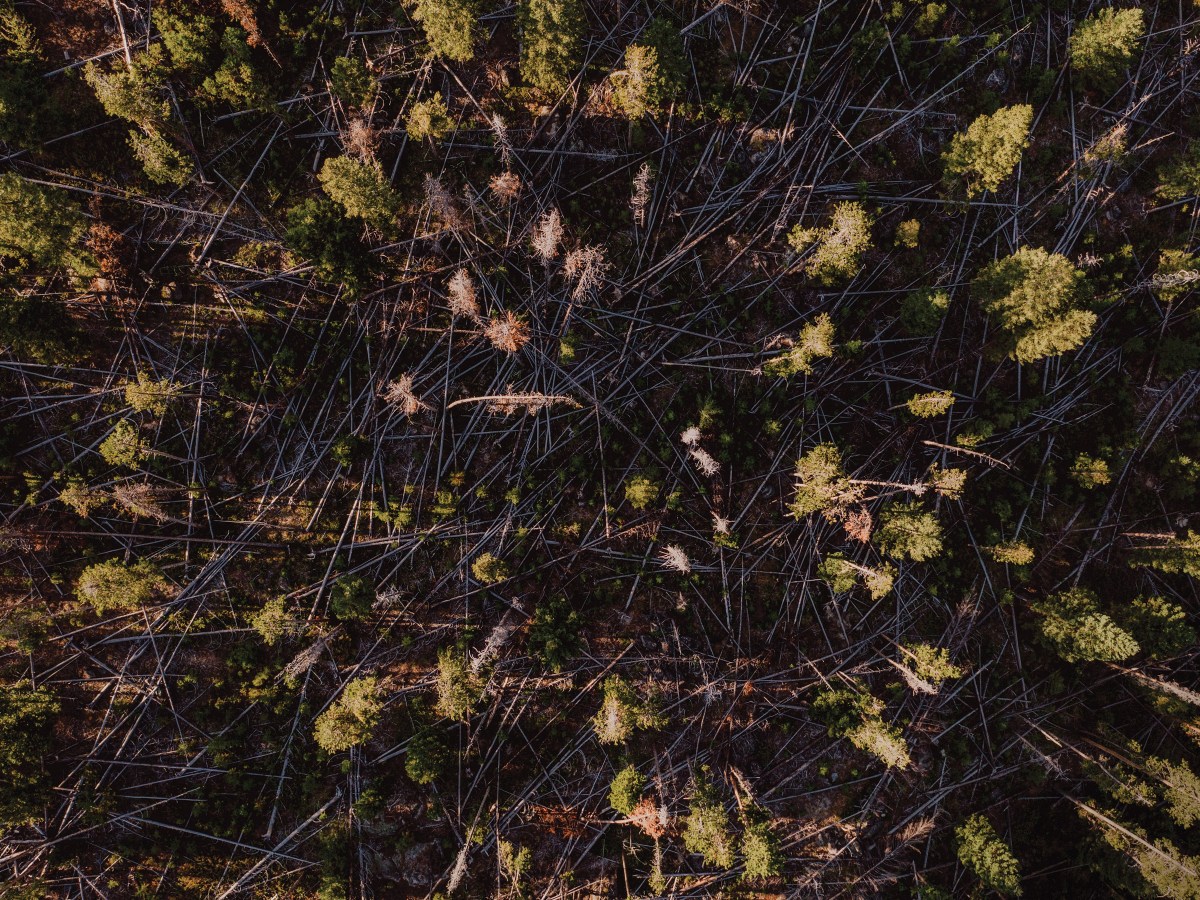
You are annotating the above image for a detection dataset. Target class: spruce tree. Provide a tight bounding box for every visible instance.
[313,677,382,753]
[683,768,735,868]
[1032,587,1139,663]
[973,247,1096,363]
[317,155,400,229]
[0,174,95,277]
[0,684,59,826]
[518,0,584,96]
[942,104,1032,197]
[413,0,479,63]
[955,814,1023,896]
[1069,8,1144,88]
[874,503,943,562]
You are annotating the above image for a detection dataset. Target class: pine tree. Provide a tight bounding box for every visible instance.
[1131,531,1200,579]
[790,444,864,521]
[973,247,1096,363]
[317,155,400,229]
[313,677,382,753]
[592,676,665,744]
[1032,587,1139,663]
[413,0,479,62]
[518,0,584,96]
[942,104,1032,197]
[874,503,943,562]
[76,559,166,614]
[955,814,1023,896]
[1069,8,1144,88]
[906,389,955,418]
[788,202,872,284]
[763,313,836,377]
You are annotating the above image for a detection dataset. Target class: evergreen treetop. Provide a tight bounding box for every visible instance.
[973,247,1096,363]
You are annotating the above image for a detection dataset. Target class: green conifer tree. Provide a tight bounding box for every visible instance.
[1032,587,1139,663]
[413,0,479,62]
[1131,531,1200,579]
[763,313,836,377]
[608,764,646,815]
[1124,596,1195,659]
[317,155,400,229]
[788,202,872,284]
[314,677,382,753]
[683,768,735,869]
[76,559,166,614]
[874,503,943,562]
[1069,8,1144,88]
[0,684,59,826]
[790,444,864,521]
[942,104,1032,197]
[955,814,1023,896]
[518,0,584,95]
[973,247,1096,363]
[0,174,95,277]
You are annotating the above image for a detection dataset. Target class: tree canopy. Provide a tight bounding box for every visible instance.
[973,247,1096,362]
